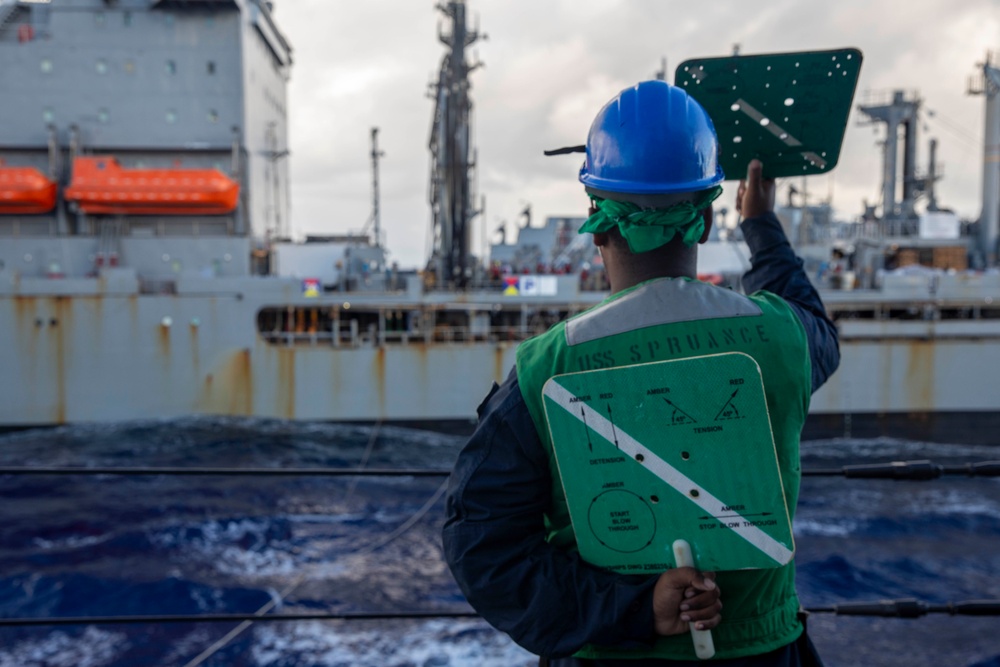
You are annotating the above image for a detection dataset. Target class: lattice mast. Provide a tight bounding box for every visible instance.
[428,0,481,289]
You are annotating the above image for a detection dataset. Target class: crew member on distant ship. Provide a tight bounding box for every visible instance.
[443,80,840,666]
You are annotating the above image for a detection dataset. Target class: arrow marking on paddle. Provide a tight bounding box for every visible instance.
[714,389,741,421]
[663,397,697,425]
[607,403,620,449]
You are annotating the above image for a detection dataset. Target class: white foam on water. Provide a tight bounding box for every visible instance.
[0,627,127,667]
[285,512,370,524]
[794,518,859,537]
[209,545,298,577]
[249,619,535,667]
[32,533,112,551]
[149,517,298,578]
[901,488,1000,521]
[801,437,997,460]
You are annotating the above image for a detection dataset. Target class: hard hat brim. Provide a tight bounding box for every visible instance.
[579,164,725,195]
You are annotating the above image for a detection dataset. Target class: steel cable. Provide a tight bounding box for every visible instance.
[4,599,1000,628]
[2,459,997,480]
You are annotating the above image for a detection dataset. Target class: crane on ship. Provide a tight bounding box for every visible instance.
[427,0,483,289]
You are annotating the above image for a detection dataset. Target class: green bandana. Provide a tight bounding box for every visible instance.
[579,185,723,253]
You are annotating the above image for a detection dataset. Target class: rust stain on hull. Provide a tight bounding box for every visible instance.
[13,296,35,332]
[494,344,507,383]
[53,296,70,424]
[276,347,296,419]
[13,296,66,423]
[190,323,201,376]
[12,297,39,397]
[905,340,935,410]
[200,348,253,415]
[374,346,387,417]
[158,321,171,359]
[412,342,429,419]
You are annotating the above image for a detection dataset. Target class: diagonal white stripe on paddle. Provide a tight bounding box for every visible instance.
[544,381,792,566]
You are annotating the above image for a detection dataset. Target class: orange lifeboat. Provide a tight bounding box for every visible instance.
[0,166,58,215]
[65,156,239,215]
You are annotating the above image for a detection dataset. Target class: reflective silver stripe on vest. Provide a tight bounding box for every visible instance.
[565,278,762,346]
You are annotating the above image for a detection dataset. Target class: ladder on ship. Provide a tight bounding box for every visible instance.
[0,1,21,34]
[97,218,124,269]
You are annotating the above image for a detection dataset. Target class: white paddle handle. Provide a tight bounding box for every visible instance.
[672,539,716,660]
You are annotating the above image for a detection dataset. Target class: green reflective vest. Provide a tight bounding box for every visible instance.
[516,277,812,661]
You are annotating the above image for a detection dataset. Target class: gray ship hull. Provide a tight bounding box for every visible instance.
[4,275,1000,444]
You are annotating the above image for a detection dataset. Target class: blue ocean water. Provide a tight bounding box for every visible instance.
[0,420,998,667]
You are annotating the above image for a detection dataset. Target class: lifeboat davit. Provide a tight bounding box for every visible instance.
[0,166,58,215]
[65,156,239,215]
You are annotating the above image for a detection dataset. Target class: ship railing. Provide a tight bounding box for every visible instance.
[441,325,532,345]
[261,331,338,346]
[856,88,921,110]
[260,324,538,348]
[807,218,975,244]
[826,308,1000,332]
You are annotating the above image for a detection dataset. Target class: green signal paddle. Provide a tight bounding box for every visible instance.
[675,48,863,180]
[543,353,795,658]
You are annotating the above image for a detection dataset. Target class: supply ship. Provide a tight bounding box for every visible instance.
[1,0,999,444]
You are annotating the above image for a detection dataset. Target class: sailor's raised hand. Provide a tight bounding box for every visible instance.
[736,159,776,219]
[652,568,722,636]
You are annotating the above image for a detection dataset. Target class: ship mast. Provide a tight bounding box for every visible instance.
[370,126,384,249]
[969,52,1000,267]
[428,0,482,289]
[857,91,922,228]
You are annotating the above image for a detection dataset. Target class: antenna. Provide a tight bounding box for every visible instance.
[654,57,667,81]
[370,127,385,248]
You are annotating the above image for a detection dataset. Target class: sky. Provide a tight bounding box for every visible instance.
[275,0,999,269]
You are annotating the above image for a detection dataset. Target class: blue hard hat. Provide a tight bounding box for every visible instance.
[579,80,724,195]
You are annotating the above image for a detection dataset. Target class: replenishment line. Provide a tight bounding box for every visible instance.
[2,599,999,627]
[1,460,996,479]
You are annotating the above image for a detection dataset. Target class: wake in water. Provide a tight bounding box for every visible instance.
[0,421,998,666]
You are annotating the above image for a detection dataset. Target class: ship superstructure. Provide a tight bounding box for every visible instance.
[0,0,291,280]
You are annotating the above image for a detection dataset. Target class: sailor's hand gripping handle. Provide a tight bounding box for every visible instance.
[672,539,717,659]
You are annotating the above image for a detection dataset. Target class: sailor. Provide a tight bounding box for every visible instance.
[443,80,840,666]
